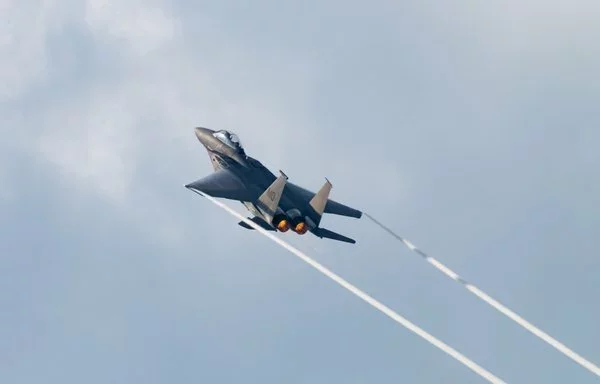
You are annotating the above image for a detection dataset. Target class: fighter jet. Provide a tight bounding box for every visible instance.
[185,127,362,243]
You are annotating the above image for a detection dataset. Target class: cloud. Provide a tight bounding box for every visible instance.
[84,0,179,57]
[1,0,51,101]
[3,1,599,382]
[29,5,327,215]
[29,0,179,203]
[0,113,27,202]
[7,0,321,251]
[37,87,139,203]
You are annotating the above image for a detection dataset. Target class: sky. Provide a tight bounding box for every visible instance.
[1,0,599,383]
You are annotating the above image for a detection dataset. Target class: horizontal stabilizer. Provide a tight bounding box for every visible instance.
[285,182,362,219]
[238,216,276,231]
[312,227,356,244]
[325,200,362,219]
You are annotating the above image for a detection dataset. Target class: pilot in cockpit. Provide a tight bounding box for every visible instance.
[213,130,246,156]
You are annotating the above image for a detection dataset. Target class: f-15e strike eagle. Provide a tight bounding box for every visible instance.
[185,127,362,244]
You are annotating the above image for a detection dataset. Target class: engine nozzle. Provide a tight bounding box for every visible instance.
[285,208,311,235]
[293,221,309,234]
[276,219,290,232]
[272,212,290,232]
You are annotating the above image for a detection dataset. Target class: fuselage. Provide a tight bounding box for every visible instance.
[193,127,319,227]
[188,127,361,243]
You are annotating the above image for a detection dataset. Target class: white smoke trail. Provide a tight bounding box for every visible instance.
[364,213,600,377]
[190,189,506,383]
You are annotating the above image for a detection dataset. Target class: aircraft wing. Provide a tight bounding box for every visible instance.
[185,169,255,201]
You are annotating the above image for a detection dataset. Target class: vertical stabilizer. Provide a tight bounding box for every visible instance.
[309,178,332,225]
[257,170,288,222]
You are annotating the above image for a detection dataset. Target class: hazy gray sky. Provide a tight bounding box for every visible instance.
[1,1,599,383]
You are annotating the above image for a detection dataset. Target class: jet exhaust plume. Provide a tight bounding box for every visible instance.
[364,213,600,377]
[190,189,505,383]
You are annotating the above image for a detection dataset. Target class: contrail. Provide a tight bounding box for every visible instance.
[364,213,600,377]
[190,189,505,383]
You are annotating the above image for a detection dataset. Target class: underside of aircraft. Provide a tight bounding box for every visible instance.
[185,127,362,244]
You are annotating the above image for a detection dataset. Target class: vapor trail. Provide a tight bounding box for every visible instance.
[190,189,505,383]
[364,213,600,377]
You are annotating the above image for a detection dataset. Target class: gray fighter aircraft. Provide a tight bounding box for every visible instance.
[185,127,362,244]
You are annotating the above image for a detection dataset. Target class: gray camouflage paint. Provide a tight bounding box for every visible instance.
[185,127,361,243]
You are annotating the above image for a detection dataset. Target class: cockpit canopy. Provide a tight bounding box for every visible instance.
[213,130,244,151]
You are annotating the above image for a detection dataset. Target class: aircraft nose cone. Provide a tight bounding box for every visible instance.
[194,127,214,146]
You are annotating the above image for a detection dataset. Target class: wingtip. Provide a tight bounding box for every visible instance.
[279,170,289,179]
[184,184,205,197]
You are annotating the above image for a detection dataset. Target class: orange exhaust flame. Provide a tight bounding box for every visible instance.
[294,222,308,234]
[277,219,290,232]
